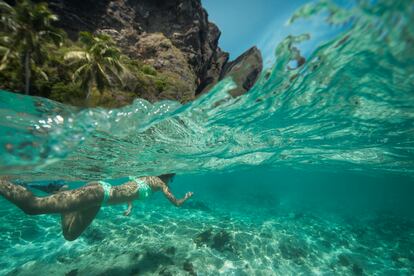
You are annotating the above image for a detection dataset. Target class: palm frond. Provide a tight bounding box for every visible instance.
[64,51,89,62]
[71,31,128,97]
[0,48,12,70]
[0,1,14,16]
[33,66,49,81]
[79,32,94,48]
[0,1,16,31]
[47,30,64,46]
[95,63,111,92]
[106,65,124,86]
[73,63,91,81]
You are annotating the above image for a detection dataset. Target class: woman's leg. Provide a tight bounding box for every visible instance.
[61,206,101,241]
[0,177,104,214]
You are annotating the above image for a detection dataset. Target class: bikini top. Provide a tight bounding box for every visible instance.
[98,177,152,206]
[128,176,152,200]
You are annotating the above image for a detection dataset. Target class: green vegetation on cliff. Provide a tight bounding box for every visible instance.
[0,0,62,95]
[64,31,125,99]
[0,0,186,107]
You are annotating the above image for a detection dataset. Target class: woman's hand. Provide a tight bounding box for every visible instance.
[184,192,194,200]
[124,201,133,216]
[175,192,193,206]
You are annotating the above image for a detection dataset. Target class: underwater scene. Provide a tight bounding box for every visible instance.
[1,0,414,275]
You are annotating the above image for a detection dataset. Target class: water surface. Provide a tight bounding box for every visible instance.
[1,0,414,275]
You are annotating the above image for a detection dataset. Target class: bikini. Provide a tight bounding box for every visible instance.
[98,177,152,205]
[128,176,152,200]
[98,181,112,205]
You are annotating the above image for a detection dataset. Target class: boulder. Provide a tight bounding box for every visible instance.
[219,46,263,97]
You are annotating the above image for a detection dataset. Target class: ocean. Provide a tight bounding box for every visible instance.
[0,0,413,275]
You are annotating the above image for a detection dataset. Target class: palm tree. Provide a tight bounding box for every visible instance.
[64,32,125,99]
[0,0,62,95]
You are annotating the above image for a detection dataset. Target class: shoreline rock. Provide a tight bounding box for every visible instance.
[46,0,263,103]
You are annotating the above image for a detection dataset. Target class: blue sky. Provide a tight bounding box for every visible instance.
[202,0,348,65]
[202,0,309,59]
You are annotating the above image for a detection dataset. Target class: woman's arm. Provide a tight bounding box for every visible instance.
[161,185,193,207]
[124,201,133,216]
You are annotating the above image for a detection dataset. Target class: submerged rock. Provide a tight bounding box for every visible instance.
[135,251,174,274]
[212,230,231,251]
[183,260,197,276]
[193,228,213,247]
[164,246,177,256]
[338,254,351,267]
[56,255,72,264]
[65,269,78,276]
[193,228,236,254]
[278,238,308,262]
[352,263,364,276]
[158,267,174,276]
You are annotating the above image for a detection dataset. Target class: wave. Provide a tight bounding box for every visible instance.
[1,0,414,180]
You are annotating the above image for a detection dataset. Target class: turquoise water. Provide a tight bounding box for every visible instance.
[1,0,414,275]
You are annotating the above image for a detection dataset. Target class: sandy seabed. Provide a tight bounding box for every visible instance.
[1,197,413,276]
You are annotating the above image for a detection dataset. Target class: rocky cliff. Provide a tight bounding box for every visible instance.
[47,0,262,102]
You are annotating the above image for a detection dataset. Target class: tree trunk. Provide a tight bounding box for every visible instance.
[24,51,31,95]
[86,84,91,99]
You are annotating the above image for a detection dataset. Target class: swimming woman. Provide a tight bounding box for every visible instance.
[0,174,193,241]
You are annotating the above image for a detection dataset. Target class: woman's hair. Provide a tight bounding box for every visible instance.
[158,173,176,184]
